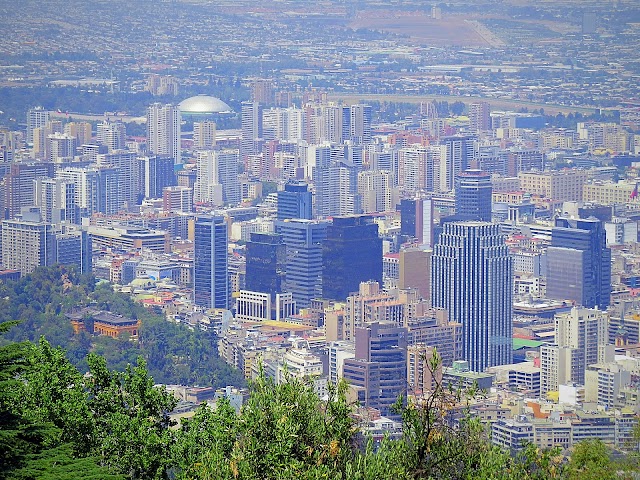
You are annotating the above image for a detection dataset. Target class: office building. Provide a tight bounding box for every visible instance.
[546,217,611,309]
[147,103,181,164]
[138,154,177,200]
[342,322,407,417]
[431,222,512,372]
[193,215,229,309]
[276,219,329,309]
[455,169,492,221]
[276,182,312,221]
[245,232,286,298]
[439,136,475,192]
[322,215,382,301]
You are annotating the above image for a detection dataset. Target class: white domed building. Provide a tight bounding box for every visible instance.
[178,95,232,118]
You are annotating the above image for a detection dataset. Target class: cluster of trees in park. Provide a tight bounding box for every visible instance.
[0,265,244,389]
[1,324,638,479]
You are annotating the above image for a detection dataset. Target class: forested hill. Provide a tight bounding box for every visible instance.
[0,265,244,388]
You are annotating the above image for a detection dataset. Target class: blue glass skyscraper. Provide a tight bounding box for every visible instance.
[431,221,512,372]
[193,215,229,309]
[276,219,329,309]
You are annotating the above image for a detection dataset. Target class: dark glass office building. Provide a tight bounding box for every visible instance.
[546,217,611,309]
[322,215,382,301]
[455,169,492,221]
[276,219,329,309]
[276,182,312,221]
[245,232,286,298]
[193,215,229,309]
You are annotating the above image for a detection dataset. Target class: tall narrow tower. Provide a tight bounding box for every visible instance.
[193,215,229,309]
[431,222,512,372]
[147,103,181,164]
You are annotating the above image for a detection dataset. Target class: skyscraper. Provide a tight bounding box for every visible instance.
[138,154,177,200]
[241,101,263,162]
[322,215,383,301]
[431,222,512,372]
[455,169,492,221]
[193,149,241,206]
[439,136,475,192]
[342,322,407,417]
[546,217,611,309]
[147,103,181,164]
[277,182,312,221]
[276,219,329,309]
[193,215,229,309]
[245,232,286,298]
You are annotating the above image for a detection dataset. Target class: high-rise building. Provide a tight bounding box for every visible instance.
[358,170,397,214]
[469,102,491,132]
[64,122,92,147]
[342,322,407,417]
[96,150,138,206]
[27,107,50,144]
[46,133,76,162]
[314,164,362,217]
[245,232,286,298]
[251,79,274,105]
[455,169,492,221]
[193,215,229,309]
[147,103,181,164]
[4,162,55,219]
[193,120,216,149]
[193,149,240,206]
[276,219,329,309]
[241,101,263,162]
[431,222,512,372]
[348,104,372,145]
[276,182,312,221]
[96,121,126,152]
[439,136,475,192]
[162,186,193,213]
[34,178,78,224]
[540,307,608,395]
[1,207,90,275]
[322,215,383,301]
[398,248,431,301]
[56,166,122,217]
[138,154,177,200]
[546,217,611,309]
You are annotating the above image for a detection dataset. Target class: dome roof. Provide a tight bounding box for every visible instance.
[178,94,232,114]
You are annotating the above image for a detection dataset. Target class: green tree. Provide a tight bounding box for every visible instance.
[566,439,615,480]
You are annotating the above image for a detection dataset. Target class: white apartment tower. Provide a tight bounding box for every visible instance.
[147,103,181,164]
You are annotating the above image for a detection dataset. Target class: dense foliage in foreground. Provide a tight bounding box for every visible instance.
[2,322,638,479]
[0,266,244,388]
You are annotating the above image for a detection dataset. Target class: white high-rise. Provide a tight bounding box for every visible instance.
[194,149,240,206]
[540,307,609,395]
[147,103,181,164]
[431,222,512,372]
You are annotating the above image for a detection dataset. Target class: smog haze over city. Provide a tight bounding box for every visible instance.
[1,1,640,479]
